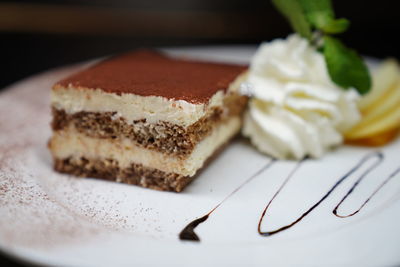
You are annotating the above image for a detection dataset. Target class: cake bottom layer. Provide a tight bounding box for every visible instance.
[49,116,241,192]
[54,157,191,192]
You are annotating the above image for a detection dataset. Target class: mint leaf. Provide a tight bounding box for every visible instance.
[299,0,349,34]
[299,0,333,28]
[271,0,369,94]
[272,0,312,40]
[322,18,349,34]
[323,36,371,95]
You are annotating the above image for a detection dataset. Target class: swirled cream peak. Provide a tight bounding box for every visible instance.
[242,34,361,159]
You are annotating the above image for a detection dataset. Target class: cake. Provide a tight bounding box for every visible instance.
[49,50,247,192]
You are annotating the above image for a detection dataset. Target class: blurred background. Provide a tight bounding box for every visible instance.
[0,0,399,265]
[1,0,400,90]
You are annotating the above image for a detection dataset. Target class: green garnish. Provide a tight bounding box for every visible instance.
[271,0,312,39]
[323,36,371,94]
[299,0,349,34]
[272,0,371,95]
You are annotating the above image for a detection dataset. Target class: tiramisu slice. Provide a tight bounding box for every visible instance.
[49,50,247,192]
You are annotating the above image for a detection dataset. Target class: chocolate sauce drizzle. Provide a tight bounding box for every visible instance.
[258,151,399,236]
[179,159,275,241]
[179,215,209,241]
[179,151,400,242]
[333,160,400,218]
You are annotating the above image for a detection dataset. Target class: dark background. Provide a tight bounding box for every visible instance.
[1,0,399,265]
[1,0,400,90]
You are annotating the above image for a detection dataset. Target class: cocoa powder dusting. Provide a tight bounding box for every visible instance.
[0,65,172,251]
[56,50,247,104]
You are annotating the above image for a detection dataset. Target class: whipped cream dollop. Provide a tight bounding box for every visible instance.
[242,34,361,159]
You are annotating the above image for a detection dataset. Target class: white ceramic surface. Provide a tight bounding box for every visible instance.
[0,47,399,266]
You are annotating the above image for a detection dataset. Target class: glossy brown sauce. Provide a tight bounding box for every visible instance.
[179,160,275,241]
[180,151,400,241]
[258,152,386,236]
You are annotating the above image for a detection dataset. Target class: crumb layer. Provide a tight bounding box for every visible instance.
[51,94,247,157]
[54,157,191,192]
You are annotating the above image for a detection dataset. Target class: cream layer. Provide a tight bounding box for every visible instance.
[51,73,246,127]
[49,116,241,176]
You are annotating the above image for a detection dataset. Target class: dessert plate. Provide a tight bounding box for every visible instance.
[1,47,399,266]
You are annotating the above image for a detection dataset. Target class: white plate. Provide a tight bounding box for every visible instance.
[1,47,399,266]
